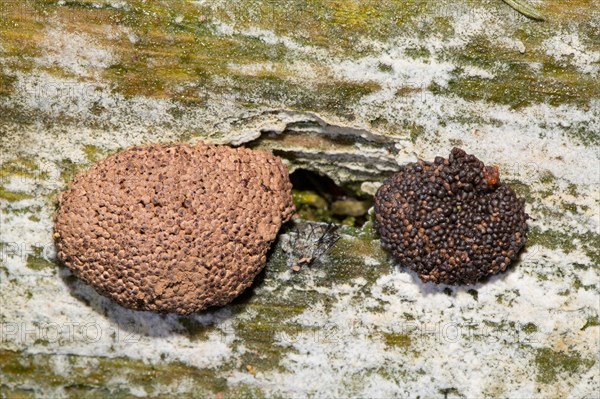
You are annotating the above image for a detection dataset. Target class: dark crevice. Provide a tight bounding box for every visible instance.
[290,168,373,227]
[290,169,346,201]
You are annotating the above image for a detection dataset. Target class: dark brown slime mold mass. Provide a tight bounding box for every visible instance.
[54,142,295,314]
[374,148,528,285]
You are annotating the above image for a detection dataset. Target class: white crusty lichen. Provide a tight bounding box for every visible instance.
[0,0,598,397]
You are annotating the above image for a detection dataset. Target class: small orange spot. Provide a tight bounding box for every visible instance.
[484,165,499,185]
[246,364,257,376]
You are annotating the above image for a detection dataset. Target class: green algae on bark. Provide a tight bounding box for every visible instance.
[383,332,412,348]
[534,348,595,385]
[0,349,244,399]
[25,255,55,272]
[0,0,598,397]
[528,227,600,265]
[1,0,598,127]
[0,186,34,202]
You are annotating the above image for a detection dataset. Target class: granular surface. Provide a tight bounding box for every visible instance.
[54,143,295,314]
[375,148,528,285]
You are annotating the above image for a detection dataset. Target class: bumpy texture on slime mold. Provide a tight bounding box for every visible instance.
[54,143,295,314]
[374,148,528,285]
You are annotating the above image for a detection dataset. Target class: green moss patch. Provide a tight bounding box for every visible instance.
[0,186,34,202]
[521,323,538,334]
[327,235,390,285]
[0,158,38,179]
[82,145,108,163]
[560,202,578,214]
[527,227,576,254]
[534,347,595,384]
[25,255,55,271]
[0,349,239,398]
[437,27,599,111]
[292,190,332,222]
[527,226,599,266]
[383,333,411,348]
[0,72,16,97]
